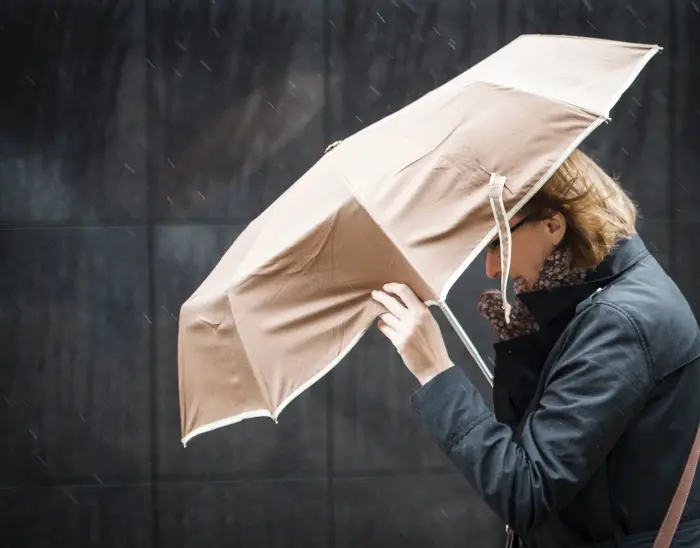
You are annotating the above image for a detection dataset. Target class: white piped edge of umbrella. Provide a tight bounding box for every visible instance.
[181,43,661,448]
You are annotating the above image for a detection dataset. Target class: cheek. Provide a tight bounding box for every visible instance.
[508,249,528,278]
[511,235,552,279]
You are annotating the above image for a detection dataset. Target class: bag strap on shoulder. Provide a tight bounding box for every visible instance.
[653,425,700,548]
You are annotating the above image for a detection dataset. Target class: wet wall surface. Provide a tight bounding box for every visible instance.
[1,1,698,546]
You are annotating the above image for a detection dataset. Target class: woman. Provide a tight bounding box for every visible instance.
[372,149,700,547]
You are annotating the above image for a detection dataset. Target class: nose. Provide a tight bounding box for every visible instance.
[485,251,501,280]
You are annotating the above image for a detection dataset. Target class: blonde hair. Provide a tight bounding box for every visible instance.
[521,148,638,269]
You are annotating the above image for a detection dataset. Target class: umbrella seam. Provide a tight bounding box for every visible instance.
[333,168,438,302]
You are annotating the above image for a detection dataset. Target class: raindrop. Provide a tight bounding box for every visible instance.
[212,28,220,38]
[376,11,385,23]
[433,26,441,36]
[268,101,277,111]
[146,58,155,68]
[356,115,363,123]
[651,89,667,104]
[143,314,152,324]
[25,76,36,86]
[200,60,212,72]
[167,158,176,168]
[693,1,699,12]
[370,85,382,97]
[621,147,629,156]
[166,196,174,206]
[174,40,187,52]
[161,305,178,322]
[53,9,60,21]
[61,488,78,505]
[582,0,593,11]
[173,68,183,78]
[197,191,206,200]
[28,429,38,440]
[329,19,336,27]
[124,163,136,174]
[586,20,596,30]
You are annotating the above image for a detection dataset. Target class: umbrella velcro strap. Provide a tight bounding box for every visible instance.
[488,173,513,324]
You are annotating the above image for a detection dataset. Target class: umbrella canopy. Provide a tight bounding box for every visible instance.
[178,34,660,446]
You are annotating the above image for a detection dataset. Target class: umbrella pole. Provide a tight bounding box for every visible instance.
[441,302,494,386]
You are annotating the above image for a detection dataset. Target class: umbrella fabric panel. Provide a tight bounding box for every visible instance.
[178,215,269,443]
[180,172,434,441]
[229,194,435,415]
[332,80,600,298]
[434,35,659,119]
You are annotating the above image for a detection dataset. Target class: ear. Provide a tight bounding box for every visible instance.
[546,212,567,245]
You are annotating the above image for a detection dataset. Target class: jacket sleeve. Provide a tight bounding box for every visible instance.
[411,302,652,535]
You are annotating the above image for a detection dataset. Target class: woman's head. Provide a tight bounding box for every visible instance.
[485,148,638,290]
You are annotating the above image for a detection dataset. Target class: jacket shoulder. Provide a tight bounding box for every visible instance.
[578,255,700,381]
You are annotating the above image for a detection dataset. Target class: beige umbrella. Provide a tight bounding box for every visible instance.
[177,34,660,446]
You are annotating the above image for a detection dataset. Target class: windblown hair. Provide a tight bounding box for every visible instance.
[520,148,638,270]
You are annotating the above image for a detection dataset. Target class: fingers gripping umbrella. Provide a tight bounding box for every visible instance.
[178,34,660,446]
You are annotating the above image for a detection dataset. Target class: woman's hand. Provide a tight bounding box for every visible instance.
[372,283,454,386]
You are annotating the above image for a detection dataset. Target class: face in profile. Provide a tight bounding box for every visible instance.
[484,212,567,291]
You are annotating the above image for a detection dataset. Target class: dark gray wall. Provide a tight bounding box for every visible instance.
[1,1,697,547]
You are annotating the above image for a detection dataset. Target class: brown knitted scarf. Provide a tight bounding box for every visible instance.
[478,248,588,341]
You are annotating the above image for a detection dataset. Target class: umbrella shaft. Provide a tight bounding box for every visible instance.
[441,302,494,386]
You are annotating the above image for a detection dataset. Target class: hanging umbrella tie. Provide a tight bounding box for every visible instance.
[488,173,513,324]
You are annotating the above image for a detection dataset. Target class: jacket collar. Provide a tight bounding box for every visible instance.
[516,234,650,326]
